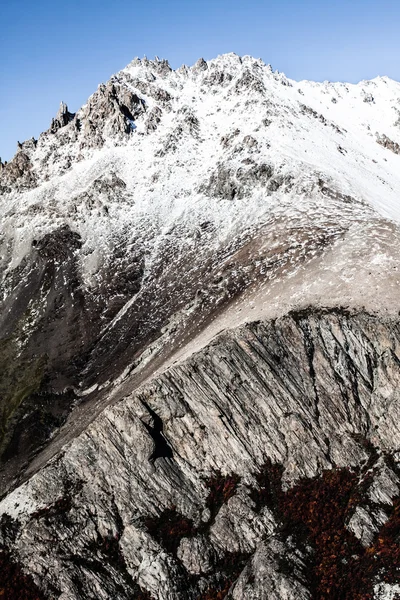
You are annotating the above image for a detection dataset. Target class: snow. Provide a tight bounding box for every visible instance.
[0,479,44,521]
[2,52,400,374]
[374,583,400,600]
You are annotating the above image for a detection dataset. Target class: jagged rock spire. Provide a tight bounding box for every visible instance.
[193,57,208,73]
[50,101,75,133]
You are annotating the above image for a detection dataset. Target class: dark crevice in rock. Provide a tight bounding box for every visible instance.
[144,507,196,555]
[0,514,20,545]
[144,472,240,556]
[202,473,241,528]
[141,476,243,594]
[68,553,143,600]
[250,459,284,513]
[140,401,174,462]
[141,473,242,597]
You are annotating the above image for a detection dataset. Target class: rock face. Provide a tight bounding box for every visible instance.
[50,102,76,134]
[377,133,400,155]
[0,149,37,193]
[1,310,400,599]
[1,54,400,598]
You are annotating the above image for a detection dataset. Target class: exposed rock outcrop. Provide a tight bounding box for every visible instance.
[1,310,400,599]
[377,133,400,155]
[0,149,37,193]
[49,102,76,133]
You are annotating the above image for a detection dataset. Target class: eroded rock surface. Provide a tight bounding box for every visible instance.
[1,310,400,598]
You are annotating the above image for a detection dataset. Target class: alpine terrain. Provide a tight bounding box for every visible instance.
[1,53,400,599]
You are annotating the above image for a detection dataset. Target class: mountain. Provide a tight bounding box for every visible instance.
[1,53,400,599]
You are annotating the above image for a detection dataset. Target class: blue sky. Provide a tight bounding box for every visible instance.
[1,0,400,161]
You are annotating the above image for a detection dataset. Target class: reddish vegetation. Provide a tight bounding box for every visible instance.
[143,472,243,597]
[15,461,397,600]
[197,582,232,600]
[204,473,241,524]
[197,551,249,600]
[144,506,196,554]
[0,550,47,600]
[142,467,395,598]
[144,472,240,555]
[251,459,400,600]
[350,497,400,600]
[281,468,363,599]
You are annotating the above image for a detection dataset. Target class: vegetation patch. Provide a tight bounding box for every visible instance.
[203,472,241,526]
[144,472,240,555]
[250,456,400,600]
[144,506,196,555]
[196,551,250,600]
[0,335,45,458]
[0,549,47,600]
[142,472,243,598]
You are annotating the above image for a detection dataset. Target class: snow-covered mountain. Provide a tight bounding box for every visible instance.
[1,53,400,599]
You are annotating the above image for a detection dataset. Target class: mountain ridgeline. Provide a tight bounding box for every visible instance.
[1,54,400,599]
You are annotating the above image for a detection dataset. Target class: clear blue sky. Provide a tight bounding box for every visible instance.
[1,0,400,161]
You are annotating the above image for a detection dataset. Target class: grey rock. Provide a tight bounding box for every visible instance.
[177,535,216,574]
[192,58,208,74]
[50,102,75,133]
[1,311,400,598]
[200,162,276,200]
[347,505,388,546]
[0,150,37,193]
[377,133,400,155]
[229,536,311,600]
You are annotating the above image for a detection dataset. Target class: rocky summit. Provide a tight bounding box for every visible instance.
[1,53,400,599]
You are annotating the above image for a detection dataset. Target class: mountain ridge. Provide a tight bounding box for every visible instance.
[1,53,400,599]
[2,49,400,487]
